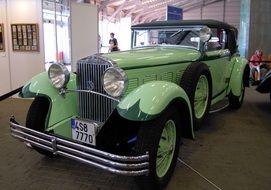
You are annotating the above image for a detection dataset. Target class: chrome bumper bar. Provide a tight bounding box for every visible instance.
[10,117,149,176]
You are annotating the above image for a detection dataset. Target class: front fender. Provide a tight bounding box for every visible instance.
[227,57,249,96]
[20,72,77,128]
[117,81,194,137]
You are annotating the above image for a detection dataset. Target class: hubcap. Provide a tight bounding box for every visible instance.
[156,120,176,178]
[194,75,209,119]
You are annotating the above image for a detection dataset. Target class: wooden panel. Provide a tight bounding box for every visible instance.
[225,0,240,31]
[183,8,201,20]
[183,0,240,31]
[202,1,224,21]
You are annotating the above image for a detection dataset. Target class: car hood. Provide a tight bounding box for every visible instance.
[102,47,201,69]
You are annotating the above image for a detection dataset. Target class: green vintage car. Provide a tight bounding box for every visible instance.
[10,20,249,189]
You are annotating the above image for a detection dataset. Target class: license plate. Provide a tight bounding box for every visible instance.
[71,118,96,146]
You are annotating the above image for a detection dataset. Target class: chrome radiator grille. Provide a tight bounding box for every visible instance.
[77,56,116,123]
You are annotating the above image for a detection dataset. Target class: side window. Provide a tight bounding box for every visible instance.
[206,28,226,51]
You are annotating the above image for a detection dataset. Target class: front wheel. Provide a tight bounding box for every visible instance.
[26,97,53,156]
[134,106,181,190]
[180,62,212,130]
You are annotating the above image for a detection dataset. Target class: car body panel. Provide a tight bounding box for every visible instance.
[203,50,232,100]
[20,72,77,133]
[227,56,249,96]
[118,81,191,118]
[103,47,201,69]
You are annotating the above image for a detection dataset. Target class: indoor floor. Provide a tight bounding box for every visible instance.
[0,86,271,190]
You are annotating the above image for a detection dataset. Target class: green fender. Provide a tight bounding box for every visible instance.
[117,81,194,138]
[20,72,77,129]
[227,57,249,96]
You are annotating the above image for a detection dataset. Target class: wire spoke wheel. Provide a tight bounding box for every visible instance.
[180,62,212,129]
[134,106,181,190]
[156,120,176,178]
[194,75,209,119]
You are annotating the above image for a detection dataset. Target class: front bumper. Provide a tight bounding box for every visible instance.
[10,116,149,176]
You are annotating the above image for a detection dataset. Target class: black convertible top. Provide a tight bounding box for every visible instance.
[132,19,239,54]
[132,19,237,32]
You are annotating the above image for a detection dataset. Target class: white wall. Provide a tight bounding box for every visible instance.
[0,0,11,95]
[71,2,98,72]
[0,0,44,96]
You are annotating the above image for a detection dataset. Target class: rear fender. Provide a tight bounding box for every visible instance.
[20,72,77,128]
[227,57,249,96]
[117,81,194,138]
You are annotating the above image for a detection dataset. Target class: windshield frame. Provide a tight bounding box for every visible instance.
[131,26,203,50]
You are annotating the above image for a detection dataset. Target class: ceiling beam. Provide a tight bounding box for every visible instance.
[108,0,129,22]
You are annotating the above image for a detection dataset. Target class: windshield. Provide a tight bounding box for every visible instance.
[132,28,201,49]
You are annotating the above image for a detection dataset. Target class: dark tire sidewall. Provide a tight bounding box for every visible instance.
[180,62,212,129]
[26,97,52,156]
[135,106,181,190]
[229,79,245,109]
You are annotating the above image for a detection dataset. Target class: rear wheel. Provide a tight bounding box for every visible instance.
[26,97,53,156]
[134,106,181,190]
[228,79,245,109]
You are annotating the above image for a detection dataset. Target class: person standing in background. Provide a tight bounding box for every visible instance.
[109,32,119,52]
[98,35,102,53]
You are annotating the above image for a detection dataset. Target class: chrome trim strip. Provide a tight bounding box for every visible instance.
[67,89,120,103]
[11,134,53,152]
[57,151,148,176]
[10,118,149,176]
[57,145,148,169]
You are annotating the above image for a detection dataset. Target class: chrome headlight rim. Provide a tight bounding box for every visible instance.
[102,67,128,98]
[48,63,70,89]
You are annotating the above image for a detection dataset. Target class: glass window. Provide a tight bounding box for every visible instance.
[206,28,227,51]
[132,28,200,50]
[42,0,70,65]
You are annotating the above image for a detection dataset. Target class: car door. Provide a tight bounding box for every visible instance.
[203,28,231,100]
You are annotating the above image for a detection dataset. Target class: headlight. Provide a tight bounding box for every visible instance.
[103,67,127,97]
[48,63,70,89]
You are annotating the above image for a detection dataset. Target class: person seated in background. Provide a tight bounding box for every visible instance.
[267,54,271,72]
[249,50,268,84]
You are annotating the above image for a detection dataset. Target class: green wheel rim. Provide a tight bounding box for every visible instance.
[194,75,209,119]
[156,120,176,178]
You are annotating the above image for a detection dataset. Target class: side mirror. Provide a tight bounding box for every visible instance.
[200,27,212,43]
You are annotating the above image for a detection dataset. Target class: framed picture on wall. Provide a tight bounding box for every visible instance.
[0,24,5,51]
[11,23,39,52]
